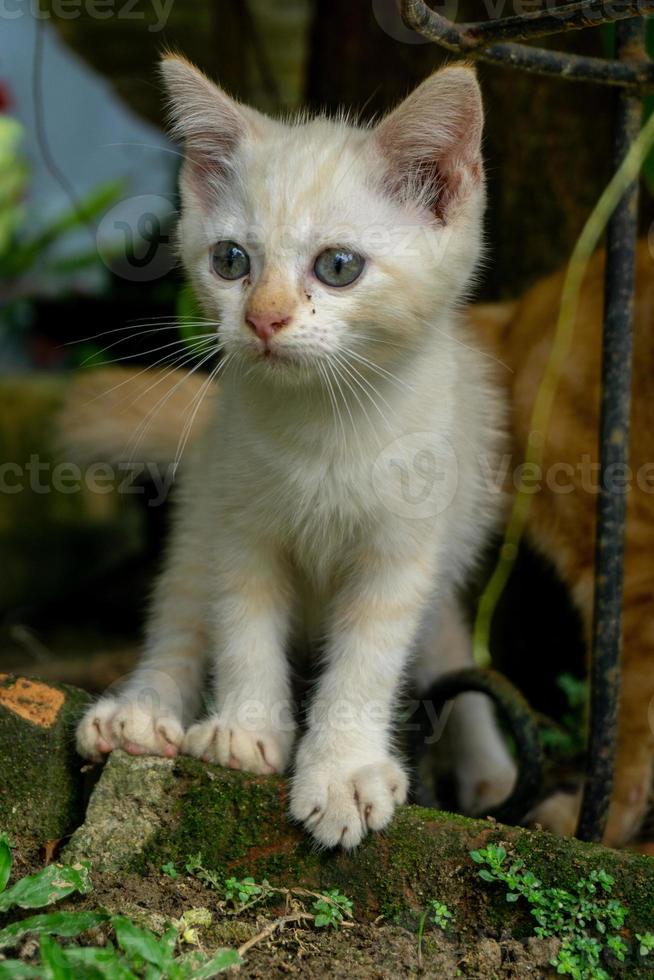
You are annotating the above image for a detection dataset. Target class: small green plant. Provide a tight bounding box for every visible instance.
[184,853,223,891]
[636,932,654,957]
[186,858,353,933]
[470,843,647,979]
[223,876,272,910]
[161,861,179,879]
[311,890,353,928]
[0,833,239,977]
[416,899,453,967]
[541,673,587,759]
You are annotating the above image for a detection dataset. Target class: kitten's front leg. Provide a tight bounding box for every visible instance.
[183,537,296,775]
[290,540,434,848]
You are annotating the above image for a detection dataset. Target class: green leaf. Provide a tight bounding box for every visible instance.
[313,914,331,928]
[0,964,43,978]
[0,836,12,893]
[0,863,92,913]
[477,869,496,883]
[112,916,170,970]
[0,910,109,949]
[176,283,205,346]
[64,944,139,980]
[186,949,242,978]
[40,934,74,980]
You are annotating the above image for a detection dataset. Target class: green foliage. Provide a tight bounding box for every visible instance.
[161,862,179,879]
[470,843,644,979]
[0,862,93,914]
[416,898,453,965]
[185,856,353,931]
[636,932,654,957]
[541,673,587,759]
[311,890,353,929]
[176,284,204,346]
[424,899,453,931]
[223,876,271,910]
[183,854,223,892]
[0,835,13,895]
[0,834,239,978]
[0,911,109,950]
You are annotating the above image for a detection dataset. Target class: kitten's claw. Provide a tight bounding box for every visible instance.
[290,756,408,849]
[76,697,184,762]
[182,716,294,775]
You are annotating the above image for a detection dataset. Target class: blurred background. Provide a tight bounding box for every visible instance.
[1,1,652,757]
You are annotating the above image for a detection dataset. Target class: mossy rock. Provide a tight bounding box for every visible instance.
[0,675,91,844]
[64,751,654,953]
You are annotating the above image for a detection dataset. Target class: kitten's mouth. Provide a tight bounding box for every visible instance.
[255,344,297,368]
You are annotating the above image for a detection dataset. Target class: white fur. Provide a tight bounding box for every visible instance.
[77,59,516,848]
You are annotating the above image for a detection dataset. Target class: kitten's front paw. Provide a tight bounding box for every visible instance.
[182,716,294,775]
[290,756,408,850]
[76,697,184,762]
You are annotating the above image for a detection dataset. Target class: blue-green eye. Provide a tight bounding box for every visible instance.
[211,240,250,280]
[314,247,365,287]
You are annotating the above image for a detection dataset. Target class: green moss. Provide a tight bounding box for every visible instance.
[67,752,654,946]
[0,675,91,843]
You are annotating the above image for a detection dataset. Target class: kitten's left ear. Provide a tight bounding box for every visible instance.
[375,66,483,220]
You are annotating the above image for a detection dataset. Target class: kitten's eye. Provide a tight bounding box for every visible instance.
[314,247,365,287]
[211,240,250,280]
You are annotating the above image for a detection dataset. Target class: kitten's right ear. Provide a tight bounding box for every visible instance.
[159,55,264,182]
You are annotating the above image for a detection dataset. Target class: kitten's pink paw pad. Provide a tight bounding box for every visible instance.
[76,697,184,762]
[290,758,408,850]
[182,717,294,776]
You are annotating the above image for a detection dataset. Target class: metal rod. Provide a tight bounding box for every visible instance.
[411,668,544,826]
[463,1,652,45]
[405,1,654,48]
[577,16,644,843]
[400,1,654,91]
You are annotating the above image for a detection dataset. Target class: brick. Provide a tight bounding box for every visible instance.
[0,675,91,844]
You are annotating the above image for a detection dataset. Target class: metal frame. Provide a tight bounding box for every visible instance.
[401,2,648,842]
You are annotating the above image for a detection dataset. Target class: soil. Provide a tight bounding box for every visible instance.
[3,839,560,979]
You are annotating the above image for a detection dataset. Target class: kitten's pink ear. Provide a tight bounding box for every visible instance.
[159,55,265,186]
[375,66,483,220]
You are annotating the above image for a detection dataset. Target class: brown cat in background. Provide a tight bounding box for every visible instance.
[59,241,654,847]
[470,240,654,847]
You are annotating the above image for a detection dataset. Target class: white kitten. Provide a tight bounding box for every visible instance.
[77,57,516,848]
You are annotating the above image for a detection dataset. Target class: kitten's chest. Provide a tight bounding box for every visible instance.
[226,432,377,564]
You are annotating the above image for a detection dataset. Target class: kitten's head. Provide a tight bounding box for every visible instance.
[162,56,485,385]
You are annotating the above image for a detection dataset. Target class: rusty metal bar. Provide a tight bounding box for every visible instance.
[576,16,645,843]
[411,668,544,826]
[403,1,652,47]
[400,1,654,91]
[399,4,649,836]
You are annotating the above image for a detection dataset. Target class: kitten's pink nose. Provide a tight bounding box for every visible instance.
[246,312,291,343]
